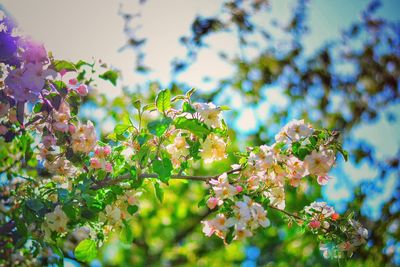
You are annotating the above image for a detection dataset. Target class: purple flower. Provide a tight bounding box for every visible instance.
[4,63,56,102]
[0,31,19,66]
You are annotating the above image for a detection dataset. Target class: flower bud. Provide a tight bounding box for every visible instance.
[77,84,88,96]
[207,197,219,209]
[103,145,112,156]
[105,162,113,173]
[236,185,243,193]
[309,220,321,229]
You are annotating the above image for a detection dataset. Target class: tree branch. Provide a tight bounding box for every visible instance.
[90,167,243,190]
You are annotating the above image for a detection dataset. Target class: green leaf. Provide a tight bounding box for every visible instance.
[148,117,172,137]
[33,102,43,113]
[198,198,206,208]
[133,99,141,110]
[52,81,68,97]
[26,199,44,212]
[154,182,164,202]
[120,220,134,243]
[219,105,230,111]
[114,124,130,135]
[174,117,210,138]
[225,227,235,244]
[155,89,171,114]
[99,70,118,86]
[153,158,173,183]
[338,148,349,161]
[136,133,150,146]
[182,102,196,114]
[75,60,93,69]
[52,60,76,72]
[127,205,139,215]
[74,239,97,263]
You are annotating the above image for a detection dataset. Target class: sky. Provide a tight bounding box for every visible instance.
[1,0,400,239]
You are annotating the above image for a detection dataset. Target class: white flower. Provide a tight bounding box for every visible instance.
[234,225,252,240]
[265,187,286,210]
[45,157,75,176]
[275,119,313,143]
[304,201,335,218]
[201,214,235,238]
[304,149,335,176]
[44,205,69,233]
[194,102,223,128]
[166,135,189,167]
[200,133,227,164]
[251,203,270,228]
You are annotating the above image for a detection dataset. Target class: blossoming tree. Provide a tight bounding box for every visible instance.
[0,12,368,266]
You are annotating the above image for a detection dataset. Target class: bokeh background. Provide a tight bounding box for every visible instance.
[1,0,399,266]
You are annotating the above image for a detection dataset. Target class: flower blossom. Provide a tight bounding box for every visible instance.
[275,119,313,143]
[200,133,227,164]
[43,205,69,233]
[194,102,223,128]
[166,135,189,167]
[71,120,97,154]
[303,148,335,176]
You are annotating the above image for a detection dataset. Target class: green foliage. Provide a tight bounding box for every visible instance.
[148,117,172,137]
[174,117,210,138]
[155,89,171,114]
[74,239,98,262]
[153,158,173,183]
[99,70,118,86]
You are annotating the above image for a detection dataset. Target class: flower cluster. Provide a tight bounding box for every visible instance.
[319,218,369,258]
[275,119,313,144]
[4,39,57,102]
[304,201,339,230]
[90,145,113,172]
[99,190,141,234]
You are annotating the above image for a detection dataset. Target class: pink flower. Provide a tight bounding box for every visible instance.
[104,163,113,172]
[77,84,88,96]
[207,197,219,209]
[90,158,101,169]
[309,220,321,229]
[317,175,330,185]
[103,145,112,156]
[236,185,243,193]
